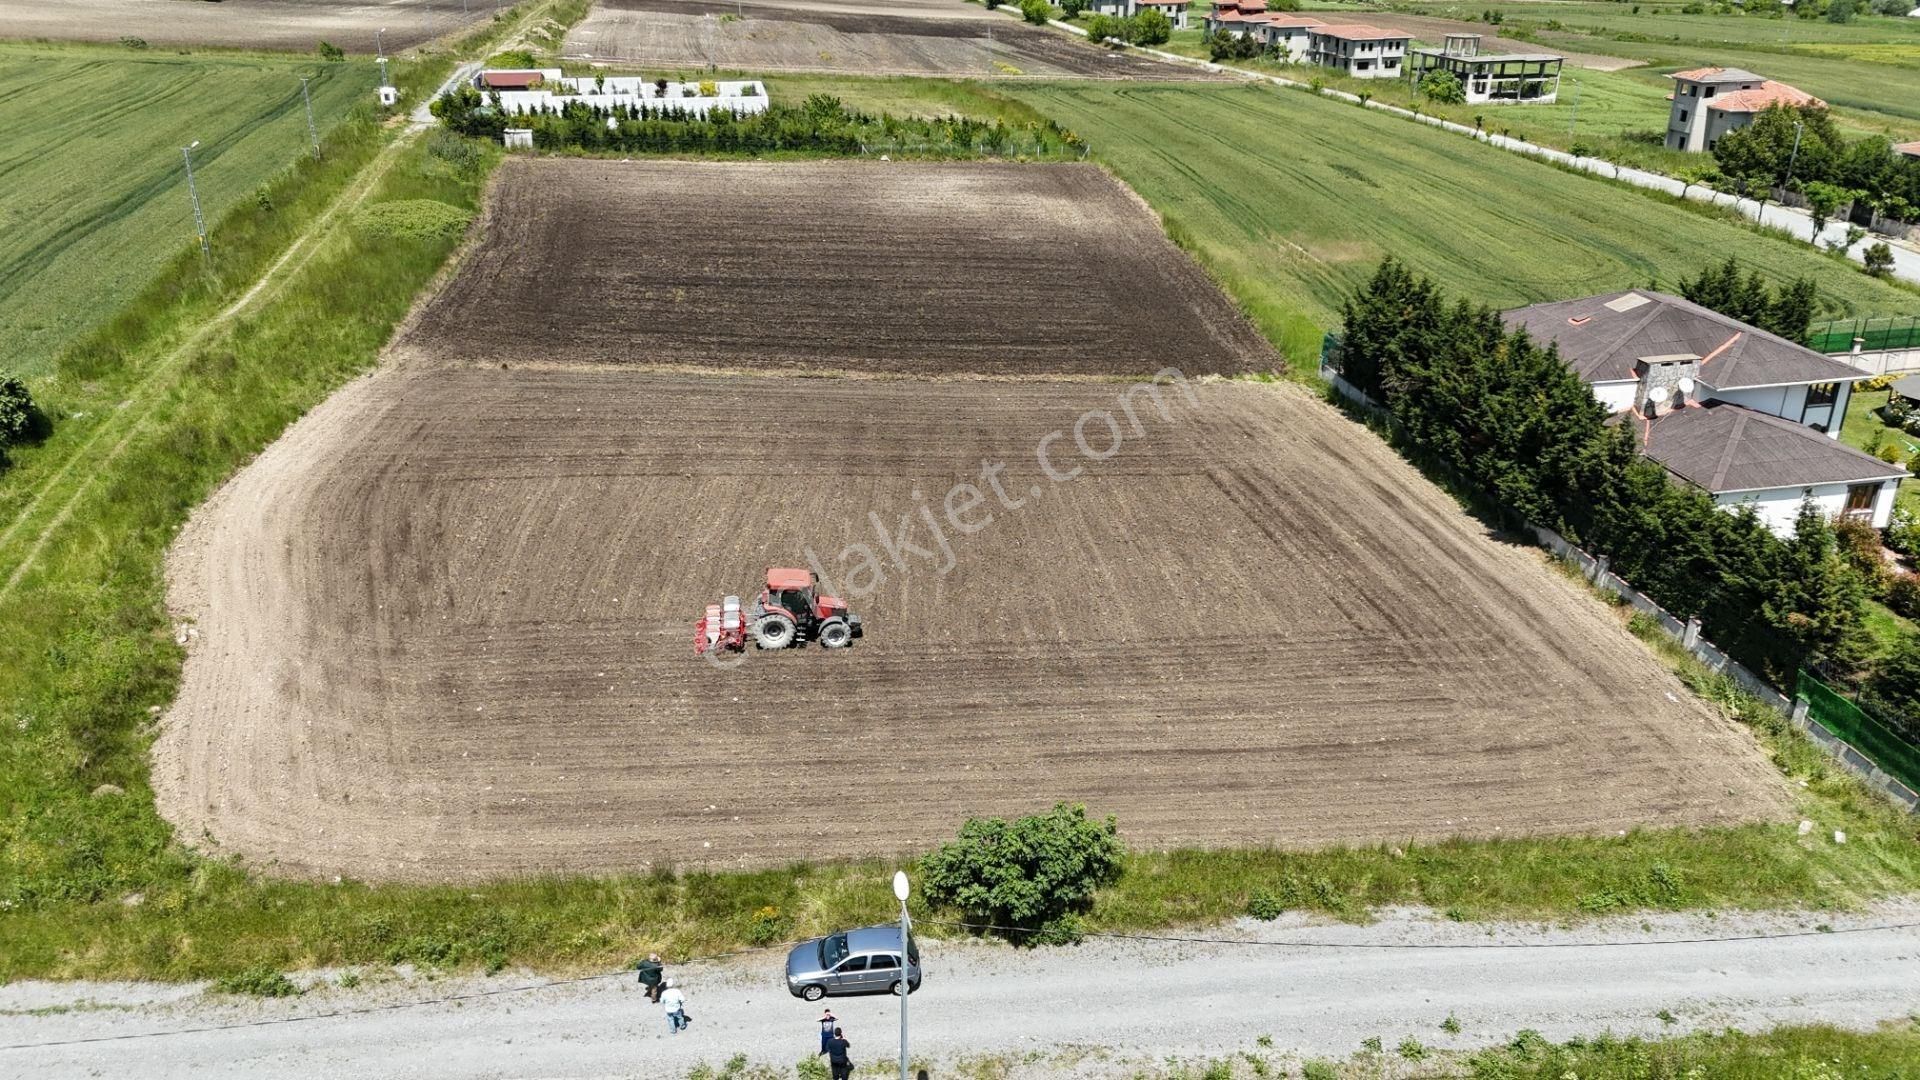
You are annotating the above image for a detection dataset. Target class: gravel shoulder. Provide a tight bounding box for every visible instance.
[5,903,1919,1078]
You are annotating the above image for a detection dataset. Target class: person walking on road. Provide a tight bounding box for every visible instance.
[824,1027,853,1080]
[636,954,665,1004]
[660,978,689,1035]
[816,1008,837,1055]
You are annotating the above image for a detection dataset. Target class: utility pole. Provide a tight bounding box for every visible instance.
[893,872,911,1080]
[300,76,320,159]
[182,140,209,265]
[376,26,386,59]
[1784,119,1805,191]
[1566,77,1582,140]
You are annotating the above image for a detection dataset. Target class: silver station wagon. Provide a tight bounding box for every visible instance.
[785,925,924,1000]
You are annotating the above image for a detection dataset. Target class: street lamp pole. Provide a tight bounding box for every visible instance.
[376,27,386,59]
[893,871,911,1080]
[300,76,320,159]
[1566,77,1582,139]
[182,140,209,265]
[1784,119,1805,191]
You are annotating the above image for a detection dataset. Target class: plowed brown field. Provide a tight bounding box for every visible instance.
[158,160,1788,882]
[565,0,1220,79]
[394,160,1270,377]
[0,0,485,52]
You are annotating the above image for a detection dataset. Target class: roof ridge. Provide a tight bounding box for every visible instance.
[1710,408,1746,492]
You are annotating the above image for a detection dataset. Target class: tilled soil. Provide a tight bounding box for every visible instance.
[394,160,1272,378]
[157,159,1788,883]
[0,0,487,53]
[565,0,1221,78]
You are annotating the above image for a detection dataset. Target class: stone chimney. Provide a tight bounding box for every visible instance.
[1633,353,1701,418]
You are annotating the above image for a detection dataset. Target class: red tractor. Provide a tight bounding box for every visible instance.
[695,567,863,654]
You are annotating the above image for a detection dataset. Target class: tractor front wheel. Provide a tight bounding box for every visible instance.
[752,613,797,650]
[817,617,853,649]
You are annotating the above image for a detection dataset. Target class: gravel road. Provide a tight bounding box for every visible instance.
[6,903,1919,1078]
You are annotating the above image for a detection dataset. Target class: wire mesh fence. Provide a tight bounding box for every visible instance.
[1797,669,1920,794]
[1806,314,1920,355]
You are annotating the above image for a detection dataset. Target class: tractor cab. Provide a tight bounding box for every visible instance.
[748,567,862,650]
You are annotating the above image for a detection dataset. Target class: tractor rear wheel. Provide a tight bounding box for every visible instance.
[817,617,853,649]
[752,613,797,650]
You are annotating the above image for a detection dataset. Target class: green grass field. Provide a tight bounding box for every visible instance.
[997,80,1914,368]
[0,42,379,377]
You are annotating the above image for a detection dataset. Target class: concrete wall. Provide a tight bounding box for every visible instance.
[496,82,770,119]
[1833,346,1920,378]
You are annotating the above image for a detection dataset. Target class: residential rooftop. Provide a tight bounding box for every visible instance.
[1502,290,1865,391]
[1668,67,1765,84]
[1310,24,1409,41]
[1708,81,1823,114]
[1633,400,1905,494]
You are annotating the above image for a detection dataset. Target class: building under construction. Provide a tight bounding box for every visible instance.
[1408,34,1563,105]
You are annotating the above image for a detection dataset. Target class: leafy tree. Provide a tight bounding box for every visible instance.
[317,41,344,62]
[1864,632,1920,734]
[1020,0,1052,25]
[1765,502,1870,672]
[1677,257,1818,342]
[1206,28,1268,60]
[1127,7,1172,44]
[1712,103,1842,192]
[920,803,1124,944]
[1060,0,1086,15]
[1826,0,1857,21]
[1801,180,1853,238]
[0,373,33,446]
[1864,242,1896,278]
[1086,13,1124,42]
[1420,69,1466,105]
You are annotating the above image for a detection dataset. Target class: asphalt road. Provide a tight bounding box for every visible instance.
[5,904,1919,1078]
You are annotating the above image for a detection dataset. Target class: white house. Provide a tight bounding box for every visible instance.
[1506,290,1905,534]
[1664,67,1822,153]
[1306,25,1410,79]
[1097,0,1189,29]
[484,72,771,120]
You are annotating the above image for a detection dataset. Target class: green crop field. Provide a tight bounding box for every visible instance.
[0,42,378,377]
[999,80,1915,368]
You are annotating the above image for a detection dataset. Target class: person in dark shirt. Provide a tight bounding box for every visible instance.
[817,1008,837,1055]
[636,954,664,1003]
[824,1027,853,1080]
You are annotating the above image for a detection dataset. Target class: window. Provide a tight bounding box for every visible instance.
[837,955,869,973]
[868,954,899,971]
[1687,84,1698,97]
[1805,382,1839,408]
[1845,483,1880,516]
[821,933,849,968]
[1704,86,1716,98]
[1356,60,1372,70]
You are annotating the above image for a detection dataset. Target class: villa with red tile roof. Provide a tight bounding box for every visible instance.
[1306,24,1411,78]
[1665,67,1824,153]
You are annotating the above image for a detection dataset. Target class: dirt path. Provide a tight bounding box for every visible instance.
[5,904,1917,1077]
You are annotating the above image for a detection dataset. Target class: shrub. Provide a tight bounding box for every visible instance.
[1020,0,1051,24]
[1086,13,1124,42]
[1887,573,1920,620]
[215,966,300,997]
[318,41,344,61]
[0,373,34,446]
[119,35,148,49]
[1421,69,1466,105]
[920,803,1124,944]
[1061,0,1086,15]
[699,80,717,96]
[1128,7,1172,45]
[1833,513,1891,595]
[1207,28,1269,61]
[352,200,475,242]
[1887,509,1920,560]
[1300,1062,1339,1080]
[1247,888,1285,921]
[1397,1037,1428,1061]
[745,904,788,947]
[1863,242,1895,279]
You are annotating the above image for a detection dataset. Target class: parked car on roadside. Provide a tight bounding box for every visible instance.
[785,925,923,1000]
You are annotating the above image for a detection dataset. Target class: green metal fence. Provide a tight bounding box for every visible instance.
[1796,670,1920,794]
[1806,315,1920,355]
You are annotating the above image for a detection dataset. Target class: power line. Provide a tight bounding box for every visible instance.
[5,919,1916,1053]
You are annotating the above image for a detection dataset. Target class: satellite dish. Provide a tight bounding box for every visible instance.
[1677,376,1697,396]
[1645,385,1672,405]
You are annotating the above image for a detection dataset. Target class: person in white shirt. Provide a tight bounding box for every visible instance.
[660,978,689,1034]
